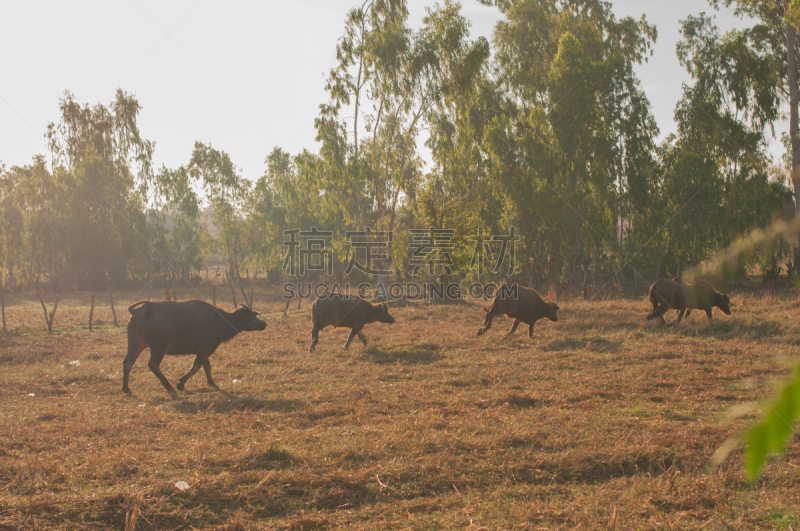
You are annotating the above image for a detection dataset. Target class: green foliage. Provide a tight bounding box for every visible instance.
[0,0,795,296]
[0,91,152,290]
[316,0,490,277]
[189,142,252,280]
[148,165,204,282]
[746,366,800,479]
[481,0,661,281]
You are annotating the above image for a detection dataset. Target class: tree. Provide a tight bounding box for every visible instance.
[669,9,793,279]
[188,142,251,281]
[708,1,800,242]
[42,90,153,289]
[481,0,659,282]
[316,0,489,282]
[148,165,204,283]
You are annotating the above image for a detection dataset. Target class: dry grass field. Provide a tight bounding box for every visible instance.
[1,283,800,529]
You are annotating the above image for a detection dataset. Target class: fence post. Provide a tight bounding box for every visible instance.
[107,285,118,326]
[212,285,216,306]
[0,271,6,333]
[89,295,95,331]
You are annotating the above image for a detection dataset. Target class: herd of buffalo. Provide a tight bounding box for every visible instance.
[121,277,732,395]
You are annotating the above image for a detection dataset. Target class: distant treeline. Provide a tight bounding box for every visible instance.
[0,0,797,291]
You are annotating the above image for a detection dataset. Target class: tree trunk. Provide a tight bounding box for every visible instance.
[785,1,800,247]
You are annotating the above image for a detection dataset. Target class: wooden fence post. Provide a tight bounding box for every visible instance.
[0,271,6,333]
[89,295,95,331]
[212,285,216,307]
[107,286,118,326]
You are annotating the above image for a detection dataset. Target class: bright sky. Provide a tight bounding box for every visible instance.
[0,1,780,180]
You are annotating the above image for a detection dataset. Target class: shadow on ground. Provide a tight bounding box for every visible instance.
[171,392,305,415]
[359,344,445,365]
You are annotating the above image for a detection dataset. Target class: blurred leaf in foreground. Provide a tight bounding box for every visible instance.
[746,365,800,479]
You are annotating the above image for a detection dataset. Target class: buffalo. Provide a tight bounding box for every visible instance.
[122,300,267,396]
[477,283,559,339]
[646,278,731,325]
[310,293,395,352]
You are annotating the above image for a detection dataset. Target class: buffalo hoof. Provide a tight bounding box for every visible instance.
[176,382,186,391]
[476,329,485,337]
[121,387,132,396]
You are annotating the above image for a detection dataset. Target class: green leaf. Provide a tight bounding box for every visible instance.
[746,366,800,479]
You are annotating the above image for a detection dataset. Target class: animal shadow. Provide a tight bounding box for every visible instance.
[359,344,444,365]
[171,392,304,415]
[542,336,620,353]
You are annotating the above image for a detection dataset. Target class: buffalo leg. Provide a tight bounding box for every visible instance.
[645,301,660,321]
[310,325,321,352]
[202,359,218,388]
[502,319,521,340]
[177,350,214,391]
[147,347,176,395]
[282,297,291,315]
[122,330,148,395]
[343,326,364,350]
[685,309,693,318]
[477,311,497,336]
[176,358,203,391]
[670,308,687,327]
[528,322,535,339]
[650,304,668,325]
[357,330,368,346]
[705,308,712,319]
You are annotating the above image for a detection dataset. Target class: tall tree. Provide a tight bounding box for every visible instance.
[316,0,489,281]
[481,0,659,281]
[148,165,204,283]
[42,90,153,289]
[709,1,800,241]
[188,142,251,281]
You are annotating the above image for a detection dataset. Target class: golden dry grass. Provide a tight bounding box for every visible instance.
[1,283,799,529]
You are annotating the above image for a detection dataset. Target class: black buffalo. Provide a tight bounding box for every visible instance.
[477,284,559,339]
[310,294,395,352]
[122,300,266,395]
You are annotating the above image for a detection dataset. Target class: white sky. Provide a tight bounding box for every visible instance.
[0,0,782,180]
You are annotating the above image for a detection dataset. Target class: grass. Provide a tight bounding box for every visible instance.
[1,284,800,529]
